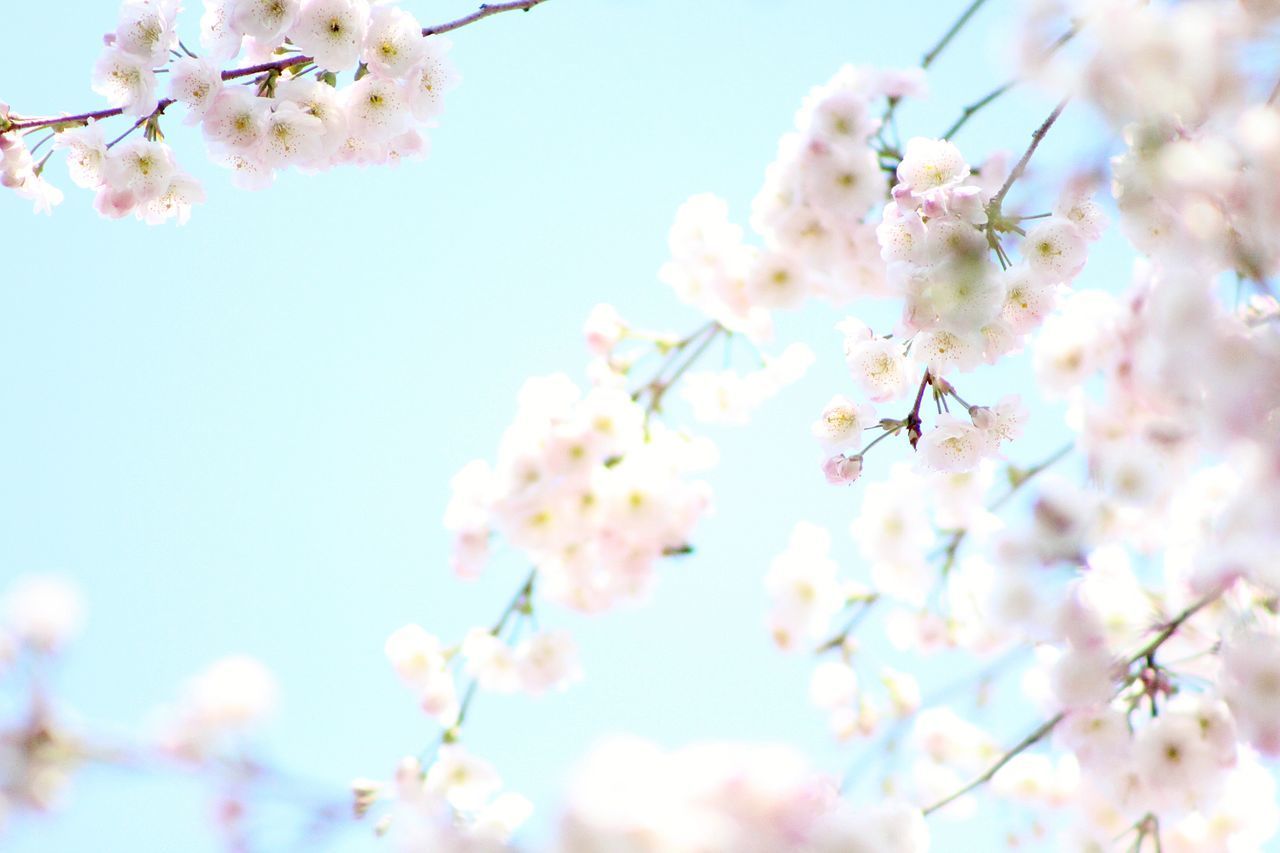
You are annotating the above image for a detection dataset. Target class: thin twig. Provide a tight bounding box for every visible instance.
[940,28,1077,140]
[880,0,991,139]
[423,0,551,35]
[923,0,991,69]
[643,323,723,414]
[987,98,1070,214]
[922,711,1065,816]
[922,585,1227,817]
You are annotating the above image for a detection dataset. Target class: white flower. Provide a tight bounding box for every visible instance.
[384,624,447,687]
[1023,217,1088,283]
[1133,711,1228,809]
[582,303,626,355]
[812,394,876,452]
[896,137,969,194]
[232,0,300,42]
[1057,706,1131,770]
[104,139,177,202]
[514,631,581,695]
[200,0,242,60]
[114,0,180,66]
[137,173,205,225]
[917,415,995,473]
[424,745,502,812]
[1054,187,1109,241]
[179,655,278,733]
[913,329,983,375]
[403,37,460,122]
[1222,628,1280,756]
[877,201,928,263]
[1049,645,1116,709]
[291,0,370,71]
[1032,290,1123,395]
[2,575,84,652]
[53,124,109,189]
[169,57,223,122]
[461,629,521,693]
[343,75,409,142]
[216,148,274,190]
[810,660,858,710]
[999,265,1057,333]
[797,139,883,222]
[923,257,1005,331]
[745,249,808,309]
[259,100,325,165]
[202,89,270,151]
[765,522,845,649]
[840,320,912,402]
[274,77,347,155]
[91,47,158,117]
[363,4,425,78]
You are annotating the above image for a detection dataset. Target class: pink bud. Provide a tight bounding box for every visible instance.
[891,183,918,210]
[822,454,863,485]
[920,194,945,219]
[969,405,995,430]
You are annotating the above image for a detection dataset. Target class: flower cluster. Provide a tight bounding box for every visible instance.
[807,131,1102,483]
[357,750,532,850]
[659,67,927,344]
[752,66,928,303]
[879,139,1102,376]
[556,738,929,853]
[0,123,64,214]
[156,654,279,759]
[383,621,581,730]
[56,130,206,223]
[445,374,714,612]
[3,0,469,219]
[0,575,291,832]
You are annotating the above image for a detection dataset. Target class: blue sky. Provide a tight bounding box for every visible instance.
[0,1,1130,849]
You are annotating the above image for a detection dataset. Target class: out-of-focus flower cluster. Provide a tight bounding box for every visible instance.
[0,574,284,835]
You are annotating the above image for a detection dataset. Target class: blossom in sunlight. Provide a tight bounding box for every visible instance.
[765,522,846,650]
[291,0,371,72]
[158,655,278,758]
[90,47,159,117]
[811,394,876,453]
[556,737,929,853]
[1,575,85,653]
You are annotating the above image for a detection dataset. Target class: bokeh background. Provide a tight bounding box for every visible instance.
[0,1,1133,849]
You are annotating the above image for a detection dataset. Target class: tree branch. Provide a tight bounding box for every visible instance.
[2,0,551,135]
[986,97,1070,214]
[940,27,1077,141]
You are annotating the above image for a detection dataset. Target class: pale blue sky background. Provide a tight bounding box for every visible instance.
[0,1,1132,850]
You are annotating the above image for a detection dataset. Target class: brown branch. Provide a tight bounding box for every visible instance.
[2,0,551,135]
[879,0,992,142]
[940,27,1077,141]
[423,0,551,36]
[905,369,933,448]
[922,711,1065,816]
[986,97,1070,214]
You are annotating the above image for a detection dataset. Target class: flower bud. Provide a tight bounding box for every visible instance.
[822,454,863,485]
[968,405,995,429]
